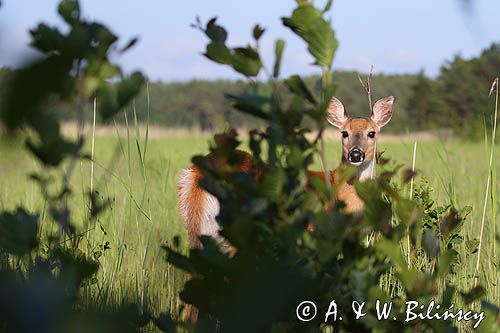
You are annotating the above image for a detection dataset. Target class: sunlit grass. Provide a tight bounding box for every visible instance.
[0,131,498,322]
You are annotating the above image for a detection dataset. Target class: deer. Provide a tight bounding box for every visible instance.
[177,96,394,250]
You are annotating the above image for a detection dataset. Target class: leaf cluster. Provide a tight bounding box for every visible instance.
[160,2,499,333]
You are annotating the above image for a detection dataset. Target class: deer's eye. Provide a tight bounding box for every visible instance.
[342,131,349,138]
[368,131,376,139]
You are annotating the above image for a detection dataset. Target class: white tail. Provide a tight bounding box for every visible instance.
[177,167,220,248]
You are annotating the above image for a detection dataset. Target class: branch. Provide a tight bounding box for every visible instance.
[357,65,374,113]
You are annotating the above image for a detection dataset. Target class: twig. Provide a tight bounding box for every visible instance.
[358,65,376,177]
[358,65,374,112]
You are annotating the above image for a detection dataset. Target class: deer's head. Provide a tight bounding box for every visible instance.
[327,96,394,166]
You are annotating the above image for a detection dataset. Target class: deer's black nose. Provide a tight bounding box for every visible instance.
[348,148,365,163]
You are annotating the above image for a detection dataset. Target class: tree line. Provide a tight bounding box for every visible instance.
[1,43,499,137]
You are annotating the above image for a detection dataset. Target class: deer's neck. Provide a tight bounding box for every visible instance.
[357,159,375,181]
[341,158,375,182]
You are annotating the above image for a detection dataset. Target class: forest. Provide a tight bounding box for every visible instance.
[1,43,499,137]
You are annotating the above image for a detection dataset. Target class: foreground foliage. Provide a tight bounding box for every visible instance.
[0,0,149,332]
[161,1,500,332]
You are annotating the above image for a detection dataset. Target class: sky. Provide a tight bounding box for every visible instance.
[0,0,499,82]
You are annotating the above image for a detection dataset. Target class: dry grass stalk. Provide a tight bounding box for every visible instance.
[474,77,498,287]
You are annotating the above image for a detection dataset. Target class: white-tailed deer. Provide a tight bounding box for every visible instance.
[177,96,394,249]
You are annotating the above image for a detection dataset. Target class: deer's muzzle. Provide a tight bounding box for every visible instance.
[348,148,365,164]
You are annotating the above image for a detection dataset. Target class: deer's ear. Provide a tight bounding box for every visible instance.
[327,97,349,128]
[371,96,394,128]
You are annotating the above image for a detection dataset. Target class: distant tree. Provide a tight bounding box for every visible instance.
[406,70,438,130]
[406,43,500,137]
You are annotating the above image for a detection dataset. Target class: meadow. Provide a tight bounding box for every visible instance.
[0,128,498,320]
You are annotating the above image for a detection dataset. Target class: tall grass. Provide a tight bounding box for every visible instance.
[0,127,499,329]
[406,140,417,267]
[474,78,499,288]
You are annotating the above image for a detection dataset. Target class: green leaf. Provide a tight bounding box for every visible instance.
[422,230,440,258]
[58,0,81,25]
[465,236,480,254]
[227,93,272,120]
[231,47,262,77]
[163,246,194,273]
[477,302,500,333]
[98,72,145,121]
[260,169,285,199]
[117,71,145,106]
[0,208,39,255]
[376,237,406,270]
[55,248,100,286]
[153,313,177,333]
[26,135,83,166]
[322,0,333,13]
[205,17,227,42]
[439,208,462,239]
[282,4,338,67]
[89,23,119,56]
[205,41,232,64]
[273,39,285,78]
[29,24,65,53]
[119,37,139,54]
[437,249,458,277]
[64,24,92,58]
[395,198,421,227]
[460,286,485,305]
[284,75,317,105]
[252,24,265,41]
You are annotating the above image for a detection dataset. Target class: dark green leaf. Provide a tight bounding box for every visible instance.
[153,313,176,333]
[285,75,317,105]
[227,93,272,120]
[231,47,262,77]
[26,135,83,166]
[206,17,227,42]
[98,72,145,121]
[439,208,462,239]
[460,286,485,305]
[322,0,333,13]
[437,249,458,277]
[252,24,265,41]
[89,23,119,56]
[29,24,65,53]
[117,72,145,107]
[119,37,139,54]
[477,302,500,333]
[0,208,39,255]
[204,41,232,64]
[422,230,441,258]
[376,237,406,270]
[58,0,81,25]
[163,246,194,273]
[55,248,100,286]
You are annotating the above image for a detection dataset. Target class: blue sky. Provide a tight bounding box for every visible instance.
[0,0,499,81]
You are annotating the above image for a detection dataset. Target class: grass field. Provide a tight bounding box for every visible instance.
[0,130,498,322]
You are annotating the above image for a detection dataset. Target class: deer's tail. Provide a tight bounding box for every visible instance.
[177,167,220,249]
